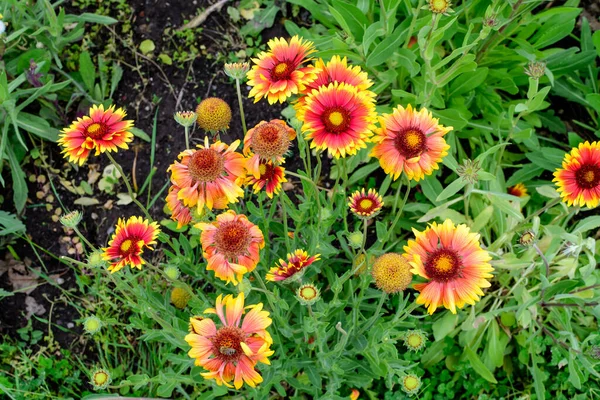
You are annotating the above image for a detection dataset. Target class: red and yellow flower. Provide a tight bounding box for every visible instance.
[553,141,600,208]
[168,138,246,212]
[297,82,376,158]
[166,185,193,229]
[102,216,160,273]
[508,183,528,197]
[243,119,296,178]
[403,219,493,314]
[371,105,451,181]
[58,104,133,165]
[196,211,265,285]
[348,188,384,218]
[245,160,287,199]
[247,35,318,104]
[266,249,320,282]
[185,293,274,389]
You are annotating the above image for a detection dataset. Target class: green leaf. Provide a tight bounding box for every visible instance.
[366,26,406,67]
[594,31,600,57]
[7,147,27,213]
[0,70,8,104]
[573,216,600,234]
[79,51,95,92]
[329,0,368,41]
[432,312,458,341]
[15,112,60,142]
[395,48,420,77]
[0,210,26,235]
[449,67,488,97]
[65,13,118,25]
[436,178,467,202]
[110,63,124,98]
[506,164,544,187]
[139,39,156,55]
[465,346,498,384]
[130,127,151,142]
[471,206,493,233]
[532,362,546,400]
[362,22,384,55]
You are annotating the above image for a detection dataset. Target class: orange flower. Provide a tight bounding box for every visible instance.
[245,160,287,199]
[403,219,493,314]
[166,185,193,229]
[371,105,451,181]
[185,293,274,389]
[196,211,265,285]
[243,119,296,178]
[266,249,320,282]
[553,141,600,208]
[102,216,160,273]
[168,138,246,212]
[58,104,133,165]
[508,183,528,197]
[247,36,318,104]
[297,82,376,158]
[348,188,384,218]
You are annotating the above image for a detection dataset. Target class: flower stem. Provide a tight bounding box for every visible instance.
[280,191,291,250]
[105,151,152,221]
[235,79,247,135]
[184,125,190,150]
[72,226,96,250]
[383,177,411,245]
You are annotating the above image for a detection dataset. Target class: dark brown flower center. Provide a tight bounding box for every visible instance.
[575,164,600,189]
[357,197,375,213]
[424,249,461,282]
[321,107,350,134]
[251,123,290,159]
[188,149,225,182]
[259,162,277,181]
[271,61,292,81]
[394,129,427,159]
[85,122,109,139]
[212,326,245,362]
[214,220,251,259]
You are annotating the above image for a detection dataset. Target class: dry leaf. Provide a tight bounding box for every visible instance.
[25,296,46,320]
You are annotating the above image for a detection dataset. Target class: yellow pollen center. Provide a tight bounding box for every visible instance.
[359,198,373,209]
[404,376,419,390]
[120,239,132,252]
[328,111,344,126]
[405,131,422,149]
[275,63,288,74]
[88,123,101,134]
[94,372,108,384]
[584,170,595,182]
[300,287,317,300]
[259,164,267,175]
[431,0,449,12]
[434,255,454,272]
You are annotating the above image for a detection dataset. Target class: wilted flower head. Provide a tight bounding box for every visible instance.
[171,287,192,309]
[83,315,102,334]
[174,111,197,127]
[91,368,112,391]
[224,62,250,80]
[457,159,481,184]
[353,253,375,276]
[371,253,413,294]
[525,61,546,80]
[297,284,320,305]
[60,210,82,228]
[196,98,232,131]
[403,329,427,351]
[164,265,181,280]
[483,13,498,28]
[519,230,536,247]
[428,0,452,14]
[401,373,422,396]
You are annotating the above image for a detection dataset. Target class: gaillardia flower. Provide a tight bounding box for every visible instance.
[247,35,318,104]
[166,185,193,228]
[401,373,422,396]
[185,293,274,389]
[371,105,451,181]
[404,219,493,314]
[553,141,600,208]
[196,98,232,131]
[224,62,250,80]
[266,249,320,282]
[171,287,192,309]
[102,216,160,273]
[508,183,528,197]
[244,119,296,178]
[168,138,246,212]
[196,211,265,285]
[58,104,133,165]
[91,368,112,391]
[403,329,427,352]
[245,160,287,199]
[296,283,320,305]
[371,253,413,294]
[298,82,376,158]
[348,188,384,219]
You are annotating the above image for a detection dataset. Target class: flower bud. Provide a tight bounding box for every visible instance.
[91,368,111,390]
[60,210,82,228]
[224,62,250,80]
[174,111,197,128]
[83,315,102,334]
[297,283,320,306]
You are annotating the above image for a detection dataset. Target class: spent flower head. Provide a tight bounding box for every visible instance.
[519,230,536,247]
[371,253,413,294]
[60,210,82,228]
[525,61,546,80]
[87,251,105,268]
[174,111,197,127]
[164,265,180,280]
[224,62,250,80]
[297,283,321,306]
[457,158,481,185]
[195,98,232,131]
[403,329,427,351]
[170,287,192,309]
[83,315,102,334]
[91,368,111,391]
[401,373,422,396]
[427,0,452,15]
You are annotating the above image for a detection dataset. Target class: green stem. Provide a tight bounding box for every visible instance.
[235,79,247,135]
[359,292,387,335]
[72,226,96,251]
[383,177,411,246]
[184,125,190,150]
[105,152,152,221]
[280,191,291,250]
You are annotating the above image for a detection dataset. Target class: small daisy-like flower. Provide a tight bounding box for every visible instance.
[298,82,376,159]
[171,287,192,309]
[553,141,600,208]
[59,210,82,228]
[168,138,246,212]
[185,293,274,389]
[164,265,181,280]
[196,211,265,285]
[401,373,422,396]
[371,104,452,181]
[102,216,160,273]
[91,368,112,391]
[196,98,232,131]
[83,315,102,334]
[245,160,287,199]
[353,253,375,276]
[244,119,296,178]
[266,249,321,283]
[166,185,193,229]
[58,104,134,166]
[518,230,536,247]
[297,284,320,306]
[224,62,250,80]
[404,219,493,314]
[428,0,451,14]
[371,253,413,294]
[247,35,318,104]
[508,183,528,197]
[348,188,384,219]
[403,329,427,351]
[174,111,197,127]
